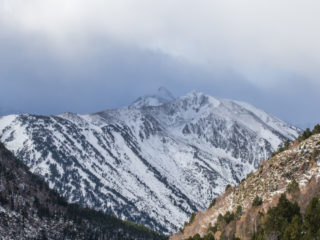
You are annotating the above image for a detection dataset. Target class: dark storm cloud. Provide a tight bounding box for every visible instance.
[0,0,319,128]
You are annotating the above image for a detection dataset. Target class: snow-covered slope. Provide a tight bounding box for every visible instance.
[0,90,300,233]
[0,141,167,240]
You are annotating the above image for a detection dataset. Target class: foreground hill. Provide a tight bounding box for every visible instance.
[0,89,299,233]
[0,141,167,240]
[171,126,320,240]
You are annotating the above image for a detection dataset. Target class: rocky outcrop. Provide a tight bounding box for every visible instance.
[171,133,320,240]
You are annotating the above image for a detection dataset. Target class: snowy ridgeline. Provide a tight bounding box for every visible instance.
[0,89,300,233]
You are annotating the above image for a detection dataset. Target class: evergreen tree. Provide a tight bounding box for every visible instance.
[252,196,263,207]
[209,198,216,208]
[312,148,319,162]
[298,128,312,142]
[283,215,302,240]
[312,124,320,135]
[224,211,235,224]
[251,228,264,240]
[286,179,299,194]
[216,213,228,231]
[284,140,291,150]
[235,205,243,220]
[264,194,300,238]
[189,213,196,224]
[203,233,215,240]
[303,197,320,239]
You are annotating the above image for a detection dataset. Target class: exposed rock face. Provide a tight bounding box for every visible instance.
[170,134,320,240]
[0,90,299,233]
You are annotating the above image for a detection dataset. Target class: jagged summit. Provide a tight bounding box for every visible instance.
[130,87,175,108]
[178,91,221,109]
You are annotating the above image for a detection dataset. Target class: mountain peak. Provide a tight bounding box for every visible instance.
[180,90,221,109]
[157,87,175,100]
[130,87,175,108]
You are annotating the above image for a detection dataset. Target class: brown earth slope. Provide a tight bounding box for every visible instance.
[171,134,320,240]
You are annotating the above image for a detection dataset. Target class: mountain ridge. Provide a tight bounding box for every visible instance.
[0,90,300,233]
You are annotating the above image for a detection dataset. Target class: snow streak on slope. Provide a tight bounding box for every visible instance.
[0,90,300,233]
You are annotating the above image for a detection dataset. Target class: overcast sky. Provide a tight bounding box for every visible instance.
[0,0,319,128]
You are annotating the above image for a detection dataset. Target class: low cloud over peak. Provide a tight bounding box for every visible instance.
[0,0,319,127]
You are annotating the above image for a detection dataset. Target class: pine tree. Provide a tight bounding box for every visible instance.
[203,233,215,240]
[286,179,299,194]
[235,205,243,220]
[283,215,302,240]
[252,196,263,207]
[209,198,216,208]
[264,194,300,237]
[312,124,320,135]
[284,140,291,150]
[303,197,320,239]
[298,128,312,142]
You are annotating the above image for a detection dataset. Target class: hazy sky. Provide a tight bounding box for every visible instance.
[0,0,319,128]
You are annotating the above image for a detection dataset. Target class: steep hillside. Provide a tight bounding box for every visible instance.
[0,141,167,240]
[0,89,299,233]
[171,126,320,240]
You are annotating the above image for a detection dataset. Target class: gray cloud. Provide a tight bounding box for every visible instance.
[0,0,319,128]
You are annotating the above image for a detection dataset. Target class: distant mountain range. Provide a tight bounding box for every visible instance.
[0,88,300,233]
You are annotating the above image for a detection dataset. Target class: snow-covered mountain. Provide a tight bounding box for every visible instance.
[0,89,300,233]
